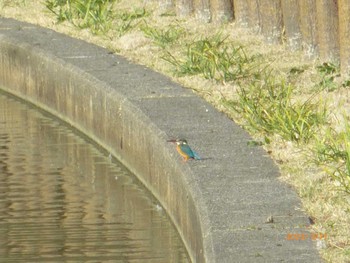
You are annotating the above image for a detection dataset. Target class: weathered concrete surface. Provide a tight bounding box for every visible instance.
[0,17,322,262]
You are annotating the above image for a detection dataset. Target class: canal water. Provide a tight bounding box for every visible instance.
[0,92,190,263]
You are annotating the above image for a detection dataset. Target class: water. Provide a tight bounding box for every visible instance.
[0,92,190,263]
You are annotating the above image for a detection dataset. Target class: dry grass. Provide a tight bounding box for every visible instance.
[1,1,350,262]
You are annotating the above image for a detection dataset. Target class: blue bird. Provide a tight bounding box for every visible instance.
[168,139,201,161]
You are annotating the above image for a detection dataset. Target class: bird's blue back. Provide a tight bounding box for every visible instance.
[180,144,201,160]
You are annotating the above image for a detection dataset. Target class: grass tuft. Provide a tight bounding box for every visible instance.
[162,33,262,83]
[141,23,185,48]
[45,0,117,34]
[314,123,350,193]
[115,8,149,36]
[314,62,341,92]
[225,77,327,143]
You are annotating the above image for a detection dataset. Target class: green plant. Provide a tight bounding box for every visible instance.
[115,8,148,36]
[225,77,327,143]
[45,0,116,33]
[141,24,185,48]
[314,124,350,193]
[163,33,261,83]
[342,79,350,88]
[315,62,341,92]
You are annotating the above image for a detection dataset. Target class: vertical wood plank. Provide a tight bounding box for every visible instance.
[338,0,350,73]
[233,0,249,27]
[258,0,283,44]
[176,0,193,17]
[193,0,211,22]
[281,0,301,51]
[299,0,318,57]
[211,0,234,22]
[247,0,260,32]
[315,0,339,61]
[158,0,175,13]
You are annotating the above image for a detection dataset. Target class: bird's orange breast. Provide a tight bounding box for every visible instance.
[176,145,190,160]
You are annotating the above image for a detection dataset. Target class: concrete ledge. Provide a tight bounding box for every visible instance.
[0,18,322,262]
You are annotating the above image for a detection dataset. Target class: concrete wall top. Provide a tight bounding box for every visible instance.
[0,17,322,262]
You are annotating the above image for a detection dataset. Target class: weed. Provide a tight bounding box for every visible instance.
[225,77,327,143]
[317,62,338,75]
[315,62,341,92]
[314,124,350,193]
[45,0,72,22]
[115,8,149,36]
[342,79,350,88]
[141,23,185,48]
[45,0,116,33]
[163,33,261,83]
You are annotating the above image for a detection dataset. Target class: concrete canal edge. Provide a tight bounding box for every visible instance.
[0,18,322,262]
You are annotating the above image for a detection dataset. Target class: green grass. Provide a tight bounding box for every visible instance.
[314,123,350,193]
[141,23,185,48]
[115,8,149,36]
[313,62,350,91]
[162,33,262,83]
[46,0,149,35]
[224,77,327,143]
[160,30,328,144]
[160,30,328,145]
[314,62,340,92]
[45,0,117,33]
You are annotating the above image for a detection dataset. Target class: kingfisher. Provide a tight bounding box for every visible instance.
[168,139,201,161]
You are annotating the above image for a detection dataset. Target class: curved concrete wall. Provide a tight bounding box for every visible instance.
[0,18,321,262]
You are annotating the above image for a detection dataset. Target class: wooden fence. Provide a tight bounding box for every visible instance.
[159,0,350,74]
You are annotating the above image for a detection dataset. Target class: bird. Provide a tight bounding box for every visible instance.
[168,139,201,161]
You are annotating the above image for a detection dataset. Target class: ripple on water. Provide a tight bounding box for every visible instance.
[0,92,189,263]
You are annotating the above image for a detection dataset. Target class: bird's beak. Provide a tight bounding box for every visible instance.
[167,139,177,143]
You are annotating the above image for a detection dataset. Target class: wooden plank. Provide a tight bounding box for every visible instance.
[176,0,193,17]
[158,0,175,13]
[193,0,211,22]
[233,0,249,27]
[281,0,301,51]
[211,0,234,22]
[299,0,318,57]
[338,0,350,73]
[315,0,339,61]
[258,0,283,44]
[247,0,260,32]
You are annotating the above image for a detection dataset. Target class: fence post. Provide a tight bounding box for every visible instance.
[233,0,249,27]
[339,0,350,74]
[194,0,211,22]
[247,0,260,32]
[211,0,234,22]
[258,0,283,44]
[315,0,339,62]
[281,0,301,51]
[176,0,193,17]
[298,0,318,57]
[159,0,174,13]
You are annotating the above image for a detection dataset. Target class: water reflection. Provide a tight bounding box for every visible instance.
[0,92,189,263]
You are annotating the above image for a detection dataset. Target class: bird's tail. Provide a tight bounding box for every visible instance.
[193,151,201,160]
